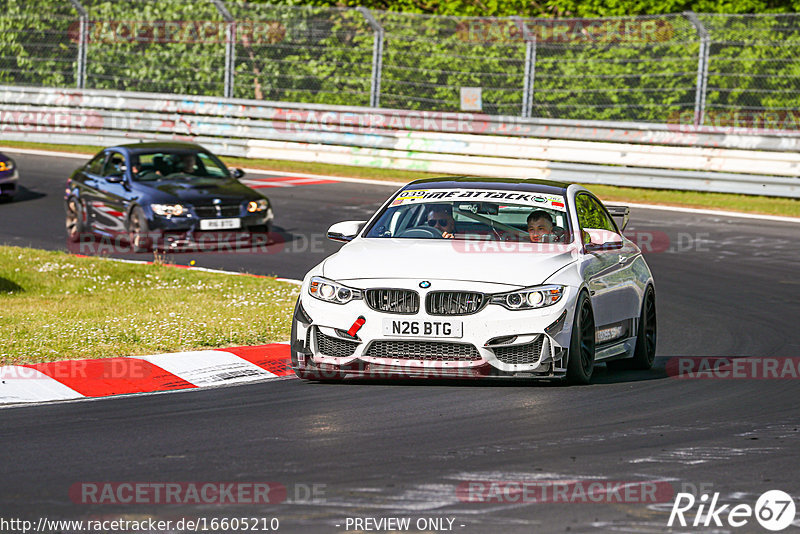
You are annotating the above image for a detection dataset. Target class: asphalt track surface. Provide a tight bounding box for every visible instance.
[1,151,800,533]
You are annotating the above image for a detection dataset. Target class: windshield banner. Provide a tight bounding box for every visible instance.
[391,189,567,211]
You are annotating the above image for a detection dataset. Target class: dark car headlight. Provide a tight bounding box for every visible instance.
[151,203,188,217]
[247,199,269,213]
[491,285,565,310]
[308,276,362,305]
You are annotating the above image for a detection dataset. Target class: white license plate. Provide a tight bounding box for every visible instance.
[382,319,463,338]
[199,218,241,230]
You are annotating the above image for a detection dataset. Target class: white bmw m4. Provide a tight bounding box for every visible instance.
[291,177,656,384]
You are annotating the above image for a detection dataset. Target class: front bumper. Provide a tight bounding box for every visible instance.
[295,280,577,378]
[147,210,272,250]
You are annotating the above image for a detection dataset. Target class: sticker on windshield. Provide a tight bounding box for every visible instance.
[392,189,567,211]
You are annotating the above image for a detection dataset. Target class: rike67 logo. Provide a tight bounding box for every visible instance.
[668,490,796,531]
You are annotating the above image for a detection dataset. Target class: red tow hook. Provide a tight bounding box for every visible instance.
[347,316,366,337]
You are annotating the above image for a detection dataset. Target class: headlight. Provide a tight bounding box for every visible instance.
[491,285,564,310]
[247,199,269,213]
[151,203,187,217]
[308,276,362,305]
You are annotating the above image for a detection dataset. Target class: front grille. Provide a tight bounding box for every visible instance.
[365,289,420,314]
[364,341,481,361]
[193,204,241,218]
[492,337,544,365]
[315,329,359,357]
[426,291,487,316]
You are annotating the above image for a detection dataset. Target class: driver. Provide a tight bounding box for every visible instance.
[425,205,456,239]
[176,153,197,175]
[527,210,557,243]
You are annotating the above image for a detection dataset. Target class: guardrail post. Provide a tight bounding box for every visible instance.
[211,0,235,98]
[358,7,384,108]
[514,17,536,119]
[684,11,710,128]
[68,0,88,89]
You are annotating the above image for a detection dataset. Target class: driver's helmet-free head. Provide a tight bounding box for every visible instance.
[425,204,455,233]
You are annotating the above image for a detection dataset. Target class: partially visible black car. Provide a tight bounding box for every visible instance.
[0,151,18,201]
[65,142,273,252]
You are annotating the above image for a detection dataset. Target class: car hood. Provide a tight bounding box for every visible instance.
[138,177,261,203]
[322,238,579,287]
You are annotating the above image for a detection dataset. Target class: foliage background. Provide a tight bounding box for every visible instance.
[0,0,798,126]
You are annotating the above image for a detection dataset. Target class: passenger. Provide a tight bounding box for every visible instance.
[425,205,456,239]
[527,210,556,243]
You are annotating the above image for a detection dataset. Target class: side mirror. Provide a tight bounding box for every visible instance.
[106,174,125,184]
[585,240,623,252]
[327,220,366,242]
[232,168,245,179]
[606,205,630,232]
[583,229,624,253]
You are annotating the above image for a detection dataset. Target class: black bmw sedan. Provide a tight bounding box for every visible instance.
[65,142,273,252]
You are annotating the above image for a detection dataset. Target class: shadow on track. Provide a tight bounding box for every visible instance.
[298,359,671,388]
[0,186,45,204]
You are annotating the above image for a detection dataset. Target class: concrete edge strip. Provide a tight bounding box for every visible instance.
[0,343,294,406]
[3,145,797,224]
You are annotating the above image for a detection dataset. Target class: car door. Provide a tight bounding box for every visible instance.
[79,151,110,231]
[91,150,130,235]
[575,193,634,334]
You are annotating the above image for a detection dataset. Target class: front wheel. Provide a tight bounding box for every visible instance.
[566,292,596,385]
[127,206,152,253]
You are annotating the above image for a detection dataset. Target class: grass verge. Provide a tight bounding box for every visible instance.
[2,140,798,218]
[0,246,298,365]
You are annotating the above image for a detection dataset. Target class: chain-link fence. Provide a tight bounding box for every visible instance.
[1,0,799,128]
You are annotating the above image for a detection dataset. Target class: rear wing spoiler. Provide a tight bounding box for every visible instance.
[606,205,630,232]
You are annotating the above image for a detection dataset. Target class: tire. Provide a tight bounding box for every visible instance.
[609,286,657,371]
[65,197,87,243]
[566,291,596,385]
[127,206,152,253]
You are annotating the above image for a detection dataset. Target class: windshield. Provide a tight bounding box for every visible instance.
[365,188,572,243]
[130,150,230,182]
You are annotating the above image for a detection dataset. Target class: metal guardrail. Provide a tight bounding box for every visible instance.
[1,86,798,198]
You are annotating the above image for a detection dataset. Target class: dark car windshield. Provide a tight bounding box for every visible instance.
[364,188,572,243]
[130,150,230,182]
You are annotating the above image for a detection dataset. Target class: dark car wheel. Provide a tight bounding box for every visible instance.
[128,206,152,253]
[65,197,87,243]
[609,286,657,371]
[566,292,596,385]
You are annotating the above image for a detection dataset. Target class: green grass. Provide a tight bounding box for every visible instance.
[0,246,299,365]
[2,140,798,218]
